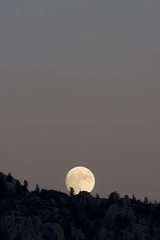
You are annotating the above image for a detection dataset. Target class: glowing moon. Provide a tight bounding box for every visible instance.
[65,166,95,194]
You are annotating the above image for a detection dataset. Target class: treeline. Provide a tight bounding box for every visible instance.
[0,172,160,240]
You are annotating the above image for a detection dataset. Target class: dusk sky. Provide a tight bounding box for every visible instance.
[0,1,160,201]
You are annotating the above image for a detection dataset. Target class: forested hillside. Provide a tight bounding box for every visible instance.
[0,172,160,240]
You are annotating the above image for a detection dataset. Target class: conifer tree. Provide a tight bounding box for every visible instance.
[35,184,40,193]
[69,187,75,197]
[23,180,28,191]
[144,196,149,204]
[6,173,13,182]
[15,180,22,195]
[96,193,100,199]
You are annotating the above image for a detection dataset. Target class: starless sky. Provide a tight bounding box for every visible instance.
[0,1,160,201]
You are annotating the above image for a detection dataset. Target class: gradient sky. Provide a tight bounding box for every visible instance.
[0,1,160,201]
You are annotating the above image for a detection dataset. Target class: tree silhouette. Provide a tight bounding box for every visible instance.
[69,187,75,197]
[15,180,22,196]
[144,197,149,204]
[96,193,100,199]
[35,184,40,193]
[1,171,160,239]
[108,191,120,202]
[132,194,136,201]
[6,173,13,182]
[23,180,28,192]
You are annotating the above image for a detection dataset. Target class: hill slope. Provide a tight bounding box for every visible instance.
[0,172,160,240]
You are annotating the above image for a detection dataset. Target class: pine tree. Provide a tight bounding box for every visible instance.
[132,194,137,204]
[154,199,157,205]
[6,173,13,182]
[23,180,28,191]
[96,193,100,199]
[132,194,136,200]
[35,184,40,193]
[144,196,149,204]
[15,180,22,195]
[69,187,75,197]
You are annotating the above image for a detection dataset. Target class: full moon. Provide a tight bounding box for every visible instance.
[65,166,95,194]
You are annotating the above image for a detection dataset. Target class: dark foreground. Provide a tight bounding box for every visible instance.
[0,172,160,240]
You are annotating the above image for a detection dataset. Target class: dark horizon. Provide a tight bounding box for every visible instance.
[1,171,160,239]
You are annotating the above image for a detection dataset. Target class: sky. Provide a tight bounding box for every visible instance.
[0,0,160,201]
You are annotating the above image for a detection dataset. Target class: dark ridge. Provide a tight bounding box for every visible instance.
[0,172,160,240]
